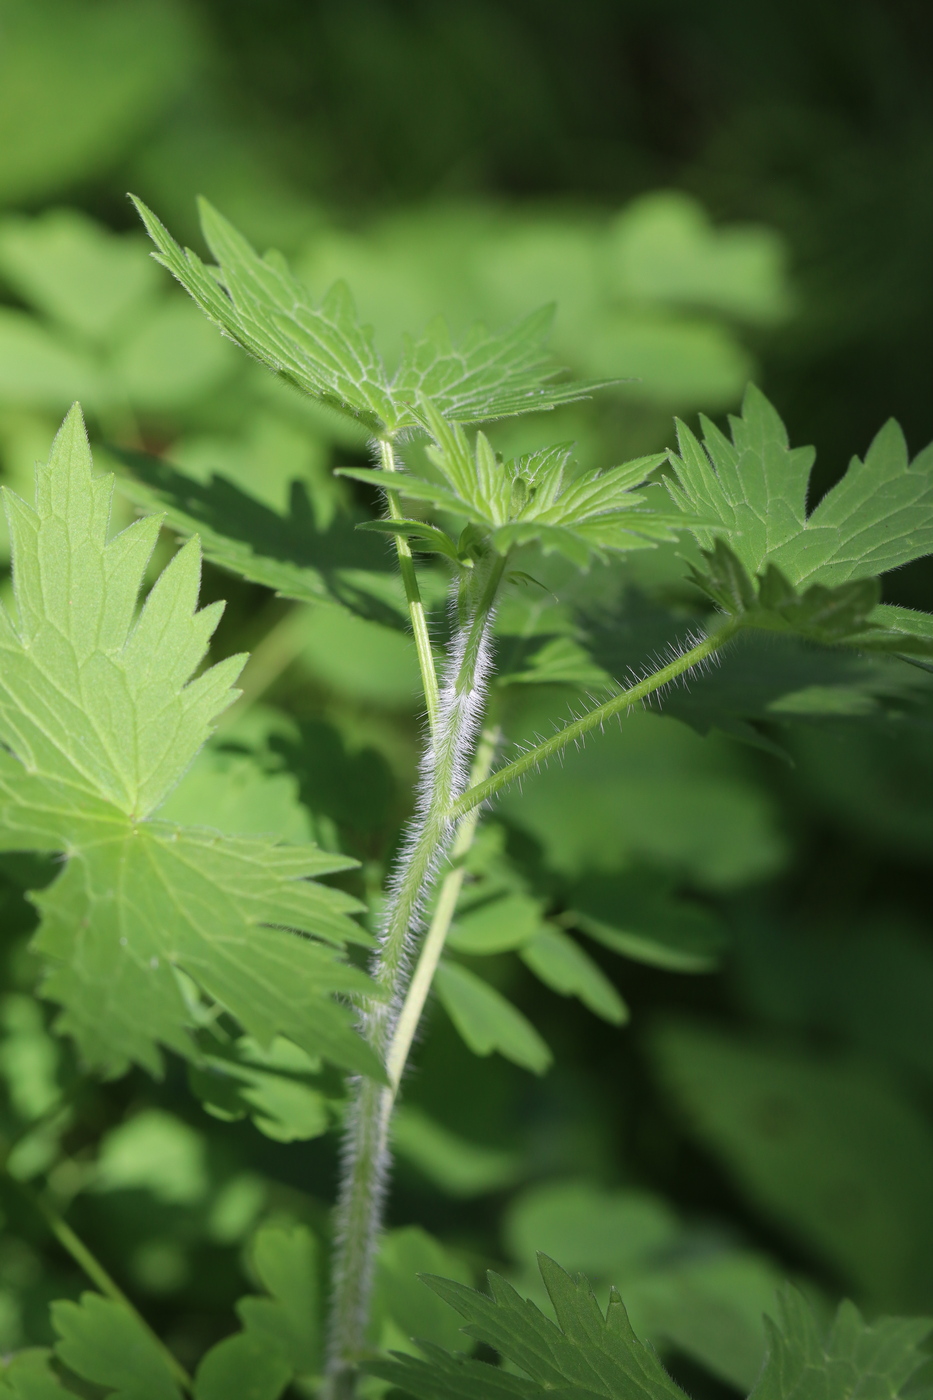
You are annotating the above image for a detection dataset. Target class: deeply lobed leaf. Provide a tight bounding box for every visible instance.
[668,386,933,639]
[0,406,381,1081]
[132,198,607,435]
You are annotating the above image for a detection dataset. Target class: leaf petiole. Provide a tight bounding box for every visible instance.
[449,623,739,820]
[377,437,441,736]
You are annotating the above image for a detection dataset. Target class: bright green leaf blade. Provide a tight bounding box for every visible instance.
[5,793,380,1080]
[398,306,614,426]
[134,199,605,433]
[194,1332,291,1400]
[520,925,628,1024]
[668,385,933,591]
[434,962,552,1074]
[0,407,382,1083]
[51,1293,181,1400]
[132,196,393,431]
[0,406,239,817]
[114,448,418,629]
[750,1288,933,1400]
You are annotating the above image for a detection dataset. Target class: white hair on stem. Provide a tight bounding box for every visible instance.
[325,563,500,1392]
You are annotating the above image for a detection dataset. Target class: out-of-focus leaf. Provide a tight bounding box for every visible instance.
[91,1109,209,1206]
[0,0,197,206]
[193,1332,290,1400]
[51,1293,181,1400]
[497,709,786,890]
[504,1183,679,1284]
[568,872,727,973]
[435,962,552,1075]
[750,1289,933,1400]
[236,1223,321,1377]
[0,210,160,343]
[392,1105,522,1197]
[188,1034,333,1142]
[651,1021,933,1308]
[608,192,790,325]
[117,298,236,411]
[369,1227,473,1358]
[446,893,545,955]
[0,310,104,410]
[519,926,628,1024]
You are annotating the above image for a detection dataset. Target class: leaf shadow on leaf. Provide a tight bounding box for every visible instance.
[266,719,402,861]
[113,449,426,631]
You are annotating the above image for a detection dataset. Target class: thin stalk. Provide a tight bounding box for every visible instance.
[378,437,440,738]
[385,725,499,1095]
[11,1175,193,1394]
[450,623,738,821]
[324,556,507,1400]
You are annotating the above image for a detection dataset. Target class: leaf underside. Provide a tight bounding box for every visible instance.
[0,405,382,1082]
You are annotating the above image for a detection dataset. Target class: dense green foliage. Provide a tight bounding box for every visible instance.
[0,3,932,1400]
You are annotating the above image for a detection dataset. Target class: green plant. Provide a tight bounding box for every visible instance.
[0,196,931,1400]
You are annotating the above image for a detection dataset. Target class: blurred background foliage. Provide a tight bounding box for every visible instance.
[0,0,932,1390]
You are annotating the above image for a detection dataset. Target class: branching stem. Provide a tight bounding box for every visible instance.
[378,436,440,737]
[324,555,507,1399]
[450,623,738,821]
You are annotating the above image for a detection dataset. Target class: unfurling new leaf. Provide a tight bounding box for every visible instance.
[0,405,381,1082]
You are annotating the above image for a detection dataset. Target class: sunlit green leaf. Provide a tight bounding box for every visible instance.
[0,406,381,1082]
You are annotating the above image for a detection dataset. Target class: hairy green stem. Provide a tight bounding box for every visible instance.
[324,556,507,1399]
[385,725,499,1094]
[378,436,440,738]
[11,1175,193,1393]
[450,624,737,821]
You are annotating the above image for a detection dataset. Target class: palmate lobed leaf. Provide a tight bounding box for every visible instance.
[0,406,381,1082]
[131,197,609,435]
[668,384,933,588]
